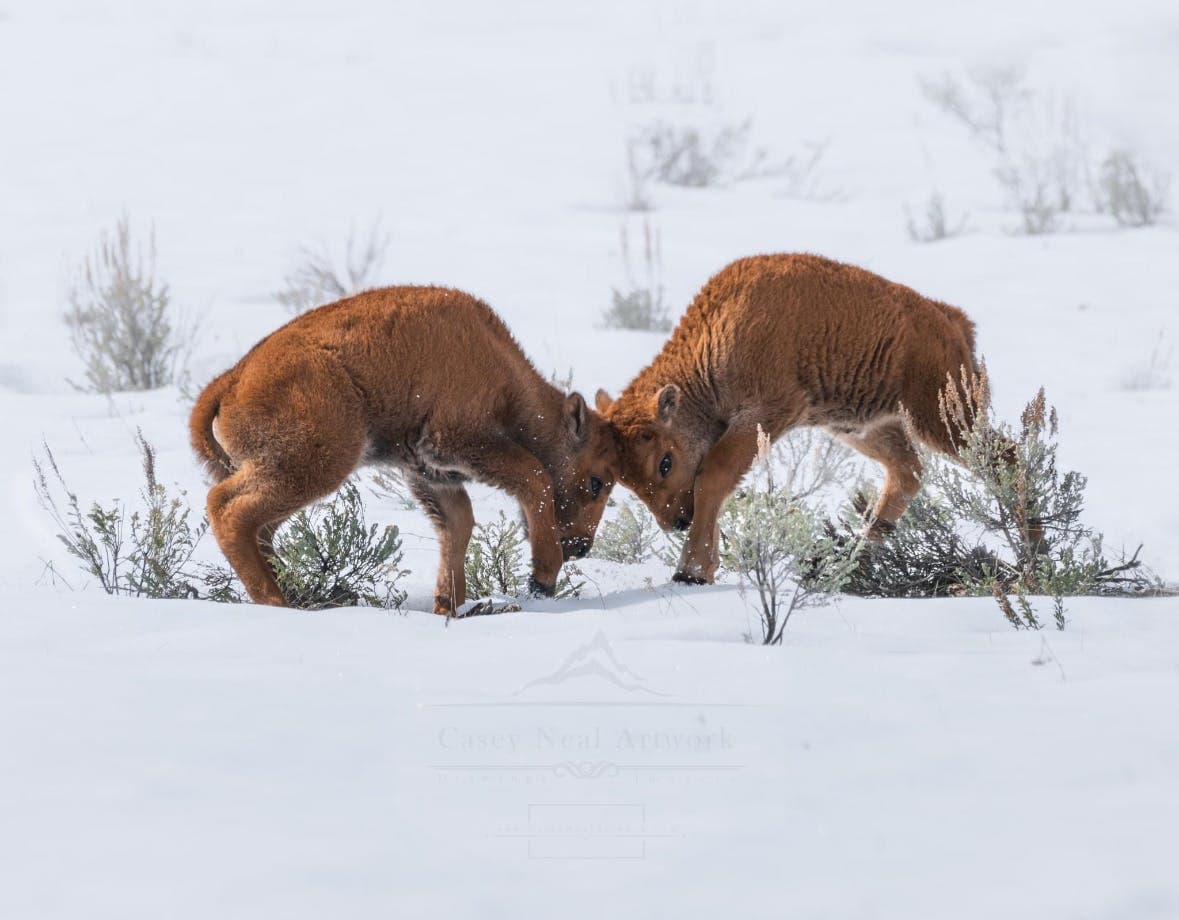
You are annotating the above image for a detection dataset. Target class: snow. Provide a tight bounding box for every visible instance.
[1,0,1178,917]
[3,593,1179,918]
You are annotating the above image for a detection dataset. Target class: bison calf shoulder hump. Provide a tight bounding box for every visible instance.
[597,253,979,584]
[190,286,619,613]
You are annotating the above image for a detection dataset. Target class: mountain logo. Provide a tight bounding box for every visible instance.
[513,630,668,697]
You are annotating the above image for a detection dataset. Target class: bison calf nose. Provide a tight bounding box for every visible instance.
[561,537,592,560]
[673,515,692,532]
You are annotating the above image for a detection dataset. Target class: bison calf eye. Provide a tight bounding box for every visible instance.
[590,476,603,498]
[659,453,672,478]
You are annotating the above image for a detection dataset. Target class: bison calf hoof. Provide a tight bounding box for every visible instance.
[864,519,897,543]
[672,570,708,586]
[433,595,454,616]
[527,577,556,598]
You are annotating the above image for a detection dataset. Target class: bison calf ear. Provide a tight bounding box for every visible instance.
[594,388,614,414]
[565,392,588,440]
[654,384,680,426]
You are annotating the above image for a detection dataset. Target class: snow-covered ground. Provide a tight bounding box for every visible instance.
[1,1,1177,917]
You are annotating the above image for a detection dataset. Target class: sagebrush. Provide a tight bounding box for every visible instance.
[65,215,187,393]
[603,219,672,332]
[592,500,662,565]
[828,372,1162,628]
[276,221,390,314]
[34,432,227,600]
[271,480,407,609]
[906,192,969,243]
[465,511,582,600]
[1096,150,1169,227]
[34,437,410,610]
[720,427,860,645]
[921,68,1169,234]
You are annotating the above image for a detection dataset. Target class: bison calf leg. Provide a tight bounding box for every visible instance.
[675,423,762,585]
[444,437,564,597]
[207,468,292,607]
[515,473,564,597]
[410,477,475,615]
[834,420,922,540]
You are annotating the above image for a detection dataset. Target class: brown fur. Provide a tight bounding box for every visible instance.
[190,286,620,612]
[597,253,979,583]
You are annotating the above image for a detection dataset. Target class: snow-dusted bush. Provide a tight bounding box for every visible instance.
[625,119,832,199]
[929,374,1089,595]
[464,511,582,600]
[1096,150,1170,227]
[920,67,1027,155]
[34,437,409,609]
[935,374,1159,602]
[865,373,1158,624]
[720,427,859,645]
[830,488,1003,599]
[603,219,672,332]
[634,429,856,573]
[65,216,187,393]
[906,192,969,243]
[627,118,759,188]
[991,94,1089,235]
[618,49,834,207]
[34,432,227,600]
[276,221,389,314]
[271,480,407,609]
[921,68,1170,235]
[994,152,1074,235]
[822,373,1163,627]
[592,500,662,564]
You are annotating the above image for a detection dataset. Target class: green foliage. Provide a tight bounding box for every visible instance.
[272,480,407,609]
[465,511,582,600]
[819,374,1164,630]
[124,434,207,599]
[829,374,1162,629]
[34,432,228,600]
[592,501,661,564]
[719,428,860,645]
[35,437,410,610]
[832,488,1004,599]
[929,375,1160,607]
[64,215,186,393]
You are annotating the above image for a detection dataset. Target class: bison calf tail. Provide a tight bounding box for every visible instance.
[189,370,235,483]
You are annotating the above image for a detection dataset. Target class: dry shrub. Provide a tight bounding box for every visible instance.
[276,221,390,314]
[603,219,672,332]
[65,215,188,393]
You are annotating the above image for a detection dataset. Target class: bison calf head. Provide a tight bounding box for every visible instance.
[596,384,702,533]
[551,392,621,559]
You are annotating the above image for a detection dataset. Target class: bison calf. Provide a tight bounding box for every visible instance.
[190,286,619,613]
[597,254,979,584]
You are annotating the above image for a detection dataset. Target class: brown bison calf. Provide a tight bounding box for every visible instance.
[190,286,620,613]
[597,254,979,584]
